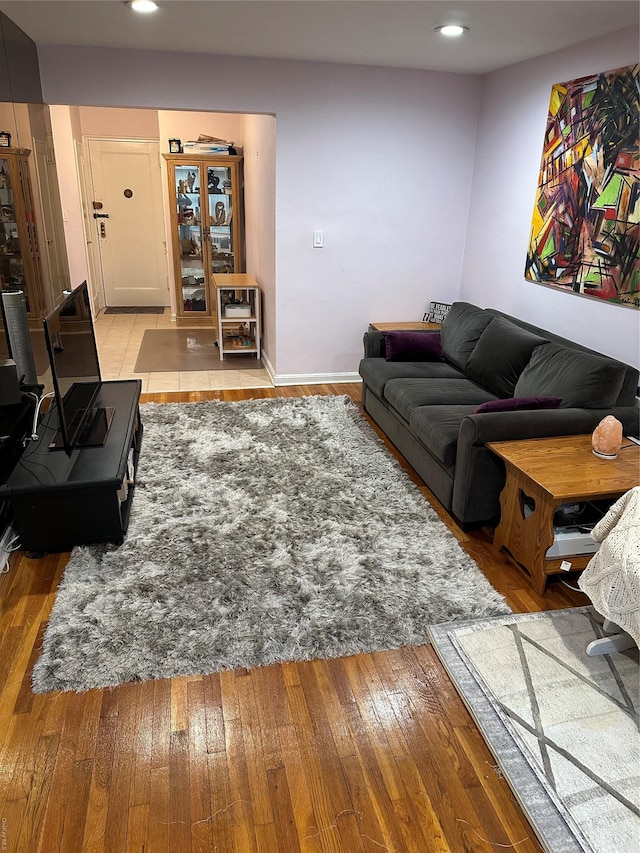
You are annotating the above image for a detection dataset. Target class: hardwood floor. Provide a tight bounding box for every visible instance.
[0,384,588,852]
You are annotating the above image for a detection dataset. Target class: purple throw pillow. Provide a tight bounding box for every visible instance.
[473,396,563,414]
[384,331,443,362]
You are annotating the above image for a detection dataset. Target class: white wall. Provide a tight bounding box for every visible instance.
[78,106,160,139]
[0,101,31,147]
[460,27,639,368]
[49,104,89,288]
[242,113,276,365]
[37,46,482,380]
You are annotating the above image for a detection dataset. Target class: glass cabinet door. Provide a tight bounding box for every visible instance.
[174,163,207,312]
[207,165,235,274]
[166,153,244,323]
[0,157,29,311]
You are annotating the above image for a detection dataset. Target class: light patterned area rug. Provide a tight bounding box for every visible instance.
[32,395,509,693]
[429,607,640,853]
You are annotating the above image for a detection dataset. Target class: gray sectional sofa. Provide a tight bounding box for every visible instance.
[359,302,640,526]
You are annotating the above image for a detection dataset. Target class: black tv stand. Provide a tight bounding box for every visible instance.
[0,380,142,553]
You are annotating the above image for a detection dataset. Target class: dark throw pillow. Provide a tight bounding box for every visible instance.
[383,331,443,362]
[514,343,627,408]
[473,396,563,414]
[465,315,549,397]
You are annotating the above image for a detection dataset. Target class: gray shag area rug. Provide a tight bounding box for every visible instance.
[32,395,509,693]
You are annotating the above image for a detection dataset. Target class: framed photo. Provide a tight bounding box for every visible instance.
[424,301,452,324]
[0,131,11,148]
[168,138,182,154]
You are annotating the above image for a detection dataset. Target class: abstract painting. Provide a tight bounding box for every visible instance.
[525,65,639,309]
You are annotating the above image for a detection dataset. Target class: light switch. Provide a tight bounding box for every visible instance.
[313,230,324,248]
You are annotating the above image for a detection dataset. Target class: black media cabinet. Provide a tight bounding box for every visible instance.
[0,380,142,553]
[0,393,38,534]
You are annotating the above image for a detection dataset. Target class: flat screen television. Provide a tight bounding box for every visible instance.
[43,281,113,456]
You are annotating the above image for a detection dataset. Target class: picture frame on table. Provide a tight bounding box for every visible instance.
[424,301,452,324]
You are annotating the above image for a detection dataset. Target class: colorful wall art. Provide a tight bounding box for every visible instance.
[525,65,639,309]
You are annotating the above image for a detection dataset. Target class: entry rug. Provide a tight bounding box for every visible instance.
[104,306,165,314]
[429,607,640,853]
[134,329,264,372]
[32,395,509,693]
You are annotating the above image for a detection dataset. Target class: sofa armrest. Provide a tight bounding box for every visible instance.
[363,330,386,359]
[458,406,640,446]
[451,407,640,526]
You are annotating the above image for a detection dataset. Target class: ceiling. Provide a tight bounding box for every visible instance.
[0,0,637,76]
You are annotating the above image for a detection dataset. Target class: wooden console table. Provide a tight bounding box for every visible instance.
[488,434,640,595]
[369,321,441,331]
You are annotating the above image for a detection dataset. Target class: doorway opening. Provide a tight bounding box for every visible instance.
[49,104,276,393]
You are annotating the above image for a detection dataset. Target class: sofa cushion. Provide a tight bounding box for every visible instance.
[440,302,494,371]
[383,330,443,362]
[473,396,563,413]
[409,405,476,467]
[385,378,497,422]
[514,343,627,408]
[359,358,465,398]
[465,316,549,397]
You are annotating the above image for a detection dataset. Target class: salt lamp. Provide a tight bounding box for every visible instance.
[592,415,623,459]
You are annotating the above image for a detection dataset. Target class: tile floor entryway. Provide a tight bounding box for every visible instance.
[94,308,274,393]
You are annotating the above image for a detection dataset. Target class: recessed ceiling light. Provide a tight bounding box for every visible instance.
[435,25,469,37]
[129,0,159,13]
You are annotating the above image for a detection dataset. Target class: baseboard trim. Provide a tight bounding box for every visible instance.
[259,351,360,387]
[260,351,276,384]
[273,371,361,387]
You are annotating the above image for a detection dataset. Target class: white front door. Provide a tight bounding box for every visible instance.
[87,139,169,307]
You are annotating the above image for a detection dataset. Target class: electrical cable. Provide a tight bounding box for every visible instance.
[0,532,20,574]
[5,535,20,552]
[28,391,55,442]
[11,396,61,483]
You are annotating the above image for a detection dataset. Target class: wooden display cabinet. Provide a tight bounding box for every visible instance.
[0,148,44,318]
[164,154,244,326]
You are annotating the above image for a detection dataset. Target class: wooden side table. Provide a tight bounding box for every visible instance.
[369,321,441,331]
[487,434,640,595]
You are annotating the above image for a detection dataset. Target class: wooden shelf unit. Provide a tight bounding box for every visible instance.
[0,147,45,318]
[214,273,261,361]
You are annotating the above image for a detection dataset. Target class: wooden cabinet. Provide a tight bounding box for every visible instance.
[164,154,244,326]
[0,148,44,318]
[214,274,261,360]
